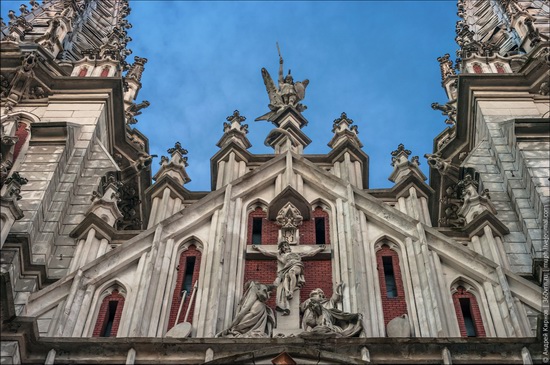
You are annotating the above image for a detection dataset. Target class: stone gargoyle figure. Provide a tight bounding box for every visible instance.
[216,281,276,338]
[299,284,364,338]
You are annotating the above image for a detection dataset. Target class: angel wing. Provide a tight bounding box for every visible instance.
[261,68,283,109]
[294,79,309,101]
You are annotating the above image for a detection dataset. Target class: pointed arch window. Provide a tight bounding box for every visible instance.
[376,243,408,327]
[168,245,202,330]
[452,285,486,337]
[100,66,110,77]
[248,206,278,245]
[78,66,88,77]
[92,289,125,337]
[472,63,483,74]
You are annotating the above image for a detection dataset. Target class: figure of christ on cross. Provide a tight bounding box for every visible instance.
[252,241,325,315]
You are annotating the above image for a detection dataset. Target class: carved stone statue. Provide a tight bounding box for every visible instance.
[216,281,276,338]
[256,45,309,121]
[299,285,364,338]
[253,241,324,315]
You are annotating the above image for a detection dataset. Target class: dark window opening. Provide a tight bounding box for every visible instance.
[460,298,477,337]
[252,218,262,244]
[315,217,326,245]
[382,256,397,298]
[183,256,196,295]
[100,300,118,337]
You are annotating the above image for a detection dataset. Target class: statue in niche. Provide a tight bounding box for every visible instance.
[299,284,364,338]
[253,241,325,315]
[276,202,303,244]
[216,281,276,338]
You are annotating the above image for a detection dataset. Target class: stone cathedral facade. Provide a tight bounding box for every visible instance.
[0,0,548,364]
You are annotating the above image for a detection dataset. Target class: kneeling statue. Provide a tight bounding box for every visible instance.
[299,284,364,338]
[216,281,276,338]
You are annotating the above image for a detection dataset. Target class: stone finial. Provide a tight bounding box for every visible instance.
[216,110,252,149]
[167,141,189,165]
[388,144,425,183]
[327,112,362,149]
[126,56,147,82]
[153,141,190,185]
[223,110,248,134]
[437,54,456,81]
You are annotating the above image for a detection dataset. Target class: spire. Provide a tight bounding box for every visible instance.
[153,142,191,185]
[327,112,362,149]
[216,110,251,149]
[388,144,426,184]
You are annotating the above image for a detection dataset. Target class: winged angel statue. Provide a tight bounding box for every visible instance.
[256,46,309,122]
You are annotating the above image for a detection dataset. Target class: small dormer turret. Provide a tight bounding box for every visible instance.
[327,112,368,189]
[146,142,191,228]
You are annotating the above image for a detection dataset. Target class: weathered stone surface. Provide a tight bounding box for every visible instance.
[386,314,411,338]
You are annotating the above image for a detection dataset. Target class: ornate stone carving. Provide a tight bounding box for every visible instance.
[431,102,457,125]
[3,172,28,200]
[256,45,309,121]
[125,100,150,125]
[437,53,456,81]
[216,281,276,338]
[389,144,424,183]
[424,152,459,182]
[4,52,42,112]
[299,284,364,338]
[253,242,325,315]
[126,56,147,82]
[276,202,303,245]
[223,110,248,134]
[328,112,362,149]
[154,142,190,185]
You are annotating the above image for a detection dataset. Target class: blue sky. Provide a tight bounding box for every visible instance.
[2,1,459,191]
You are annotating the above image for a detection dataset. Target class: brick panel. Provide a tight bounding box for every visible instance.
[246,208,279,245]
[92,289,125,337]
[13,122,30,162]
[246,207,331,246]
[300,259,333,303]
[167,246,202,330]
[299,207,331,245]
[376,246,408,327]
[452,286,486,337]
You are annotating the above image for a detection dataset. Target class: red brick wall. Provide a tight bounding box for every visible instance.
[244,260,279,308]
[243,257,333,308]
[12,122,29,162]
[167,245,202,330]
[92,289,125,337]
[247,208,279,245]
[246,206,331,245]
[452,286,486,337]
[376,245,408,327]
[300,259,333,303]
[299,207,331,245]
